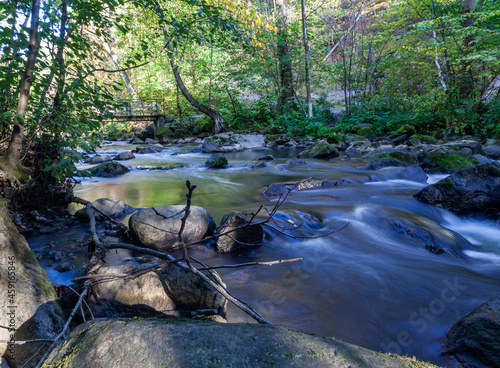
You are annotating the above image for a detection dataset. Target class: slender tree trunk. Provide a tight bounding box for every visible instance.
[459,0,476,100]
[53,0,68,108]
[8,0,41,168]
[104,10,139,99]
[276,0,295,112]
[164,28,226,133]
[301,0,312,118]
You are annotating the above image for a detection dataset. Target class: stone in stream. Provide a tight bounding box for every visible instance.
[88,263,225,318]
[113,151,135,161]
[205,153,228,169]
[75,198,135,220]
[445,298,500,368]
[88,161,130,177]
[258,155,275,161]
[128,205,216,252]
[41,319,438,368]
[215,213,264,252]
[297,140,339,159]
[0,200,65,368]
[84,154,112,164]
[414,162,500,217]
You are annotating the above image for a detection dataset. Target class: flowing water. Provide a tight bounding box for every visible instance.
[29,141,500,367]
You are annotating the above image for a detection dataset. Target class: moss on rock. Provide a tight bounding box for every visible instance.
[298,140,339,159]
[172,128,190,139]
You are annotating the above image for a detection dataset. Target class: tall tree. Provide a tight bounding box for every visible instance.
[276,0,295,112]
[301,0,312,118]
[7,0,40,170]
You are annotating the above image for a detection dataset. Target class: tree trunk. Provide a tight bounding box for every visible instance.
[105,10,139,99]
[301,0,312,118]
[164,28,226,133]
[276,0,295,112]
[7,0,41,168]
[459,0,476,100]
[53,0,68,108]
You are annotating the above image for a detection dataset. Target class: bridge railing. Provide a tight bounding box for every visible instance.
[112,98,166,120]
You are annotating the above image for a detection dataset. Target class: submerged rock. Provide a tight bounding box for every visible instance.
[88,161,130,177]
[445,298,500,368]
[297,140,339,159]
[414,162,500,217]
[129,205,216,252]
[75,198,134,220]
[215,213,264,252]
[42,319,439,368]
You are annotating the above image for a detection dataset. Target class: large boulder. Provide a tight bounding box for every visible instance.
[205,153,228,169]
[88,263,225,317]
[42,319,438,368]
[445,299,500,368]
[483,141,500,159]
[297,140,339,159]
[75,198,134,220]
[414,162,500,217]
[0,200,65,368]
[88,162,130,177]
[84,154,112,164]
[215,213,264,252]
[128,205,216,251]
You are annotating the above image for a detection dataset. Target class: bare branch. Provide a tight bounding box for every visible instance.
[198,258,302,270]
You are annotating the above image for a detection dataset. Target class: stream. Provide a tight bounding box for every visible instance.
[28,141,500,367]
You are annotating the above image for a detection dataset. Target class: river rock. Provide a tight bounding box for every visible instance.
[258,155,275,161]
[444,140,485,156]
[445,298,500,368]
[346,140,372,153]
[393,165,428,183]
[113,151,135,161]
[88,263,225,317]
[132,147,157,154]
[84,154,112,164]
[276,159,307,170]
[128,205,216,251]
[483,143,500,159]
[215,213,264,252]
[0,200,65,368]
[205,153,228,169]
[264,183,288,198]
[75,198,134,220]
[42,319,438,368]
[200,134,264,153]
[88,161,130,177]
[297,140,339,159]
[414,162,500,217]
[413,145,479,173]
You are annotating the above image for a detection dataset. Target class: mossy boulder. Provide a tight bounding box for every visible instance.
[198,119,213,134]
[420,150,480,174]
[298,140,339,159]
[41,319,439,368]
[172,128,190,139]
[205,153,228,169]
[408,134,437,146]
[215,213,264,252]
[396,124,417,137]
[88,162,130,177]
[356,127,376,140]
[0,199,65,368]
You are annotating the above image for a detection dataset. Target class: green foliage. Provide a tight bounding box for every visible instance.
[172,128,190,139]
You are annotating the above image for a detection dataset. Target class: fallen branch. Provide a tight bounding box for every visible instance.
[198,258,302,270]
[33,282,90,368]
